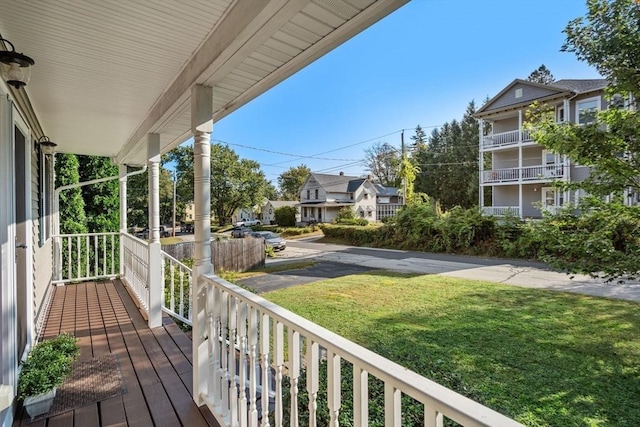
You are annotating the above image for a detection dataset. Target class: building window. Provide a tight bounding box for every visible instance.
[306,189,310,200]
[38,146,52,247]
[576,96,600,125]
[315,189,318,199]
[515,88,523,98]
[303,207,307,217]
[364,193,369,200]
[556,106,565,123]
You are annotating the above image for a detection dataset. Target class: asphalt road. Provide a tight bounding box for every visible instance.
[259,238,640,302]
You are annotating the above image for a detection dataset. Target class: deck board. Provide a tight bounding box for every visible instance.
[12,280,219,427]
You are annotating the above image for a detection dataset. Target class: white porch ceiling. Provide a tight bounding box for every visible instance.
[0,0,408,165]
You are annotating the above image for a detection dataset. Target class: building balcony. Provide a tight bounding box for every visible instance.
[480,206,521,217]
[482,164,566,184]
[35,231,524,427]
[481,129,535,150]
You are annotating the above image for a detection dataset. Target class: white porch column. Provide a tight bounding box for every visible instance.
[147,134,163,328]
[119,164,128,277]
[191,84,213,406]
[478,119,484,208]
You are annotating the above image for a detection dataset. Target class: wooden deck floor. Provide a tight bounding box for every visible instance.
[13,279,219,427]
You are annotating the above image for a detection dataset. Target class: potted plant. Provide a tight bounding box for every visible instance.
[18,333,79,418]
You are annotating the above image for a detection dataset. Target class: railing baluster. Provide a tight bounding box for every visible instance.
[306,340,319,427]
[221,291,230,419]
[76,235,80,278]
[424,406,444,427]
[327,350,341,427]
[86,234,90,278]
[207,285,215,406]
[229,297,239,427]
[384,384,401,427]
[274,321,284,427]
[260,313,271,427]
[102,234,107,275]
[353,365,368,427]
[170,261,175,313]
[67,236,71,279]
[248,308,259,427]
[288,329,300,427]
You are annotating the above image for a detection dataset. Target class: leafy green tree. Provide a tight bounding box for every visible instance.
[529,0,640,281]
[274,206,297,226]
[527,64,555,85]
[363,142,401,187]
[277,164,310,200]
[77,155,119,232]
[169,144,274,226]
[127,164,185,228]
[55,153,87,234]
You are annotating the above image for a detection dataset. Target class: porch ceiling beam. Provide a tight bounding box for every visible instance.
[117,0,296,165]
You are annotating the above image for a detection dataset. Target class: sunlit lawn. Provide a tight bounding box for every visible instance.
[264,271,640,427]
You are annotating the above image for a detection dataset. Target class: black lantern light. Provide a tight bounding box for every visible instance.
[38,136,57,156]
[0,36,34,89]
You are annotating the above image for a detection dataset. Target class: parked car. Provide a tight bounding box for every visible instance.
[231,226,253,238]
[136,226,170,239]
[235,219,261,227]
[250,231,286,251]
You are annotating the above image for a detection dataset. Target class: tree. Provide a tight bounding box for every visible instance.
[55,154,87,234]
[363,142,401,187]
[77,155,119,232]
[412,101,480,209]
[274,206,297,226]
[527,64,555,85]
[169,144,274,226]
[528,0,640,281]
[277,165,310,200]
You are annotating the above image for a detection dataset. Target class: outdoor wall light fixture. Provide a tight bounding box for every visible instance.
[38,136,57,156]
[0,36,34,89]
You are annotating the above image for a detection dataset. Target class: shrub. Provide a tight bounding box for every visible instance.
[334,206,356,223]
[275,206,297,227]
[18,333,79,398]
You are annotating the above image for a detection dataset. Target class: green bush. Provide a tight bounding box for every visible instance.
[18,333,79,398]
[275,206,298,227]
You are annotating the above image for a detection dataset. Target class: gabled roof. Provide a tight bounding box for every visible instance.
[475,78,609,117]
[305,173,360,193]
[346,178,367,193]
[373,184,399,196]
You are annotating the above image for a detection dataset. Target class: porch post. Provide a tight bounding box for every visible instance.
[147,134,163,328]
[119,164,127,277]
[191,84,213,405]
[518,110,523,218]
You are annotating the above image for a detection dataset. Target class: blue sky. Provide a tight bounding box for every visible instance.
[210,0,601,185]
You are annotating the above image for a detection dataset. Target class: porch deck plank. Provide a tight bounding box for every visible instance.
[12,280,219,427]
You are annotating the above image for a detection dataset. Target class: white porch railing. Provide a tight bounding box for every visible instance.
[481,129,534,149]
[121,233,150,313]
[483,164,566,183]
[197,274,523,427]
[52,232,119,284]
[376,203,403,220]
[481,206,520,217]
[161,251,193,325]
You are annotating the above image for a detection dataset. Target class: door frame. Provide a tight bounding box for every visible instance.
[12,105,34,361]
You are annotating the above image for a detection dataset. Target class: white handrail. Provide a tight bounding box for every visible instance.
[52,232,118,284]
[199,274,523,427]
[121,233,150,312]
[160,251,193,325]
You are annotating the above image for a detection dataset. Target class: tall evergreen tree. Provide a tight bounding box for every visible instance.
[77,155,119,232]
[412,101,479,209]
[527,64,555,85]
[55,153,87,234]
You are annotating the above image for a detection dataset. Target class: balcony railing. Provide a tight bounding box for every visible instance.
[483,164,566,183]
[481,206,520,217]
[51,232,524,426]
[481,129,534,149]
[53,232,119,284]
[197,273,523,427]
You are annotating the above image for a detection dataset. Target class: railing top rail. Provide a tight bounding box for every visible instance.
[53,231,119,238]
[121,232,150,246]
[201,273,523,426]
[160,250,192,271]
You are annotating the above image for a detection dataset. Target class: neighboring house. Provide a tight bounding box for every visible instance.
[183,201,195,222]
[232,208,258,226]
[475,78,620,219]
[260,200,300,225]
[298,172,402,223]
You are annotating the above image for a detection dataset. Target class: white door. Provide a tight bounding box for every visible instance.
[541,187,556,213]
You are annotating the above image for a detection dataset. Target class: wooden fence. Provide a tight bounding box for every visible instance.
[161,237,265,273]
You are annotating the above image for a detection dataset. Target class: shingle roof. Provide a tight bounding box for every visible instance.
[346,178,366,193]
[267,200,298,208]
[549,79,609,93]
[373,184,399,196]
[309,173,359,192]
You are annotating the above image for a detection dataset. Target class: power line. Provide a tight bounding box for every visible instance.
[212,139,359,162]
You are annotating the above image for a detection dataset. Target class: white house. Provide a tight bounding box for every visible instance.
[260,200,300,225]
[298,172,402,223]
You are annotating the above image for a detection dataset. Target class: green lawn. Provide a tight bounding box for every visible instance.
[264,271,640,427]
